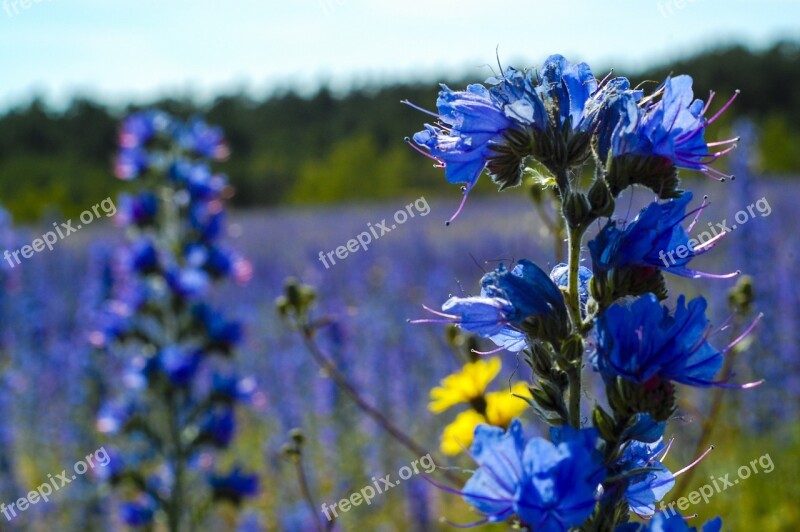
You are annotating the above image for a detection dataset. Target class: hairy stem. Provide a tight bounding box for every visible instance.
[300,327,461,484]
[565,212,587,428]
[294,454,327,532]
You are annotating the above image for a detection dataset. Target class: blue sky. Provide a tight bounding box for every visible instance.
[0,0,797,109]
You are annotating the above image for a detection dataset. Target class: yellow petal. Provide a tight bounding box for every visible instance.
[484,382,532,427]
[440,410,487,456]
[428,357,501,414]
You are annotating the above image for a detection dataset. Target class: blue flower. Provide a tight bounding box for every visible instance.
[617,512,722,532]
[118,110,172,149]
[535,54,598,134]
[154,346,203,386]
[210,373,256,404]
[418,259,567,351]
[461,419,525,522]
[480,259,568,327]
[176,118,229,160]
[166,266,210,300]
[589,192,732,279]
[169,160,227,200]
[190,202,225,241]
[197,407,236,447]
[593,294,724,387]
[115,147,150,180]
[208,467,259,505]
[119,494,157,527]
[618,439,674,515]
[602,76,738,180]
[461,420,604,530]
[622,413,666,444]
[129,237,160,274]
[193,304,243,352]
[117,191,159,227]
[486,66,547,128]
[410,84,514,219]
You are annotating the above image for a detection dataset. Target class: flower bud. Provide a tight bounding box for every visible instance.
[588,178,615,217]
[563,191,593,229]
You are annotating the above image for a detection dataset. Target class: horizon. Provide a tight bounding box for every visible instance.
[0,0,797,111]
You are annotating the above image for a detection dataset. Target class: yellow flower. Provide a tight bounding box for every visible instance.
[428,357,501,414]
[440,410,486,456]
[439,382,532,456]
[485,382,532,427]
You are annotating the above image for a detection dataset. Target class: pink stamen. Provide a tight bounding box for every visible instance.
[401,99,440,119]
[659,437,675,462]
[706,137,740,147]
[446,184,473,226]
[722,313,763,354]
[707,90,740,125]
[472,346,507,356]
[404,136,441,163]
[671,446,714,479]
[686,196,710,232]
[692,230,726,252]
[701,90,716,116]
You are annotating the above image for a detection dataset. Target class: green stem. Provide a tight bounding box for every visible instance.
[300,326,462,485]
[167,389,185,532]
[567,367,582,428]
[565,216,587,428]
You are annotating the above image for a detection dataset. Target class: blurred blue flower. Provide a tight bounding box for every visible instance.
[117,191,159,227]
[115,147,150,180]
[176,118,229,160]
[208,467,259,505]
[119,494,157,527]
[198,407,236,447]
[155,346,203,386]
[165,267,210,300]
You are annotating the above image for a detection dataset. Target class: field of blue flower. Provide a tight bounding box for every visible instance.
[0,149,798,531]
[1,48,799,531]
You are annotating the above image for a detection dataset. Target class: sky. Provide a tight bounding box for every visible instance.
[0,0,797,110]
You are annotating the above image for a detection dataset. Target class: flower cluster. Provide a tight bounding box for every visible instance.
[410,54,758,530]
[95,111,258,529]
[408,54,738,223]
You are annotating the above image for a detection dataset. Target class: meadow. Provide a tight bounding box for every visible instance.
[0,157,797,530]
